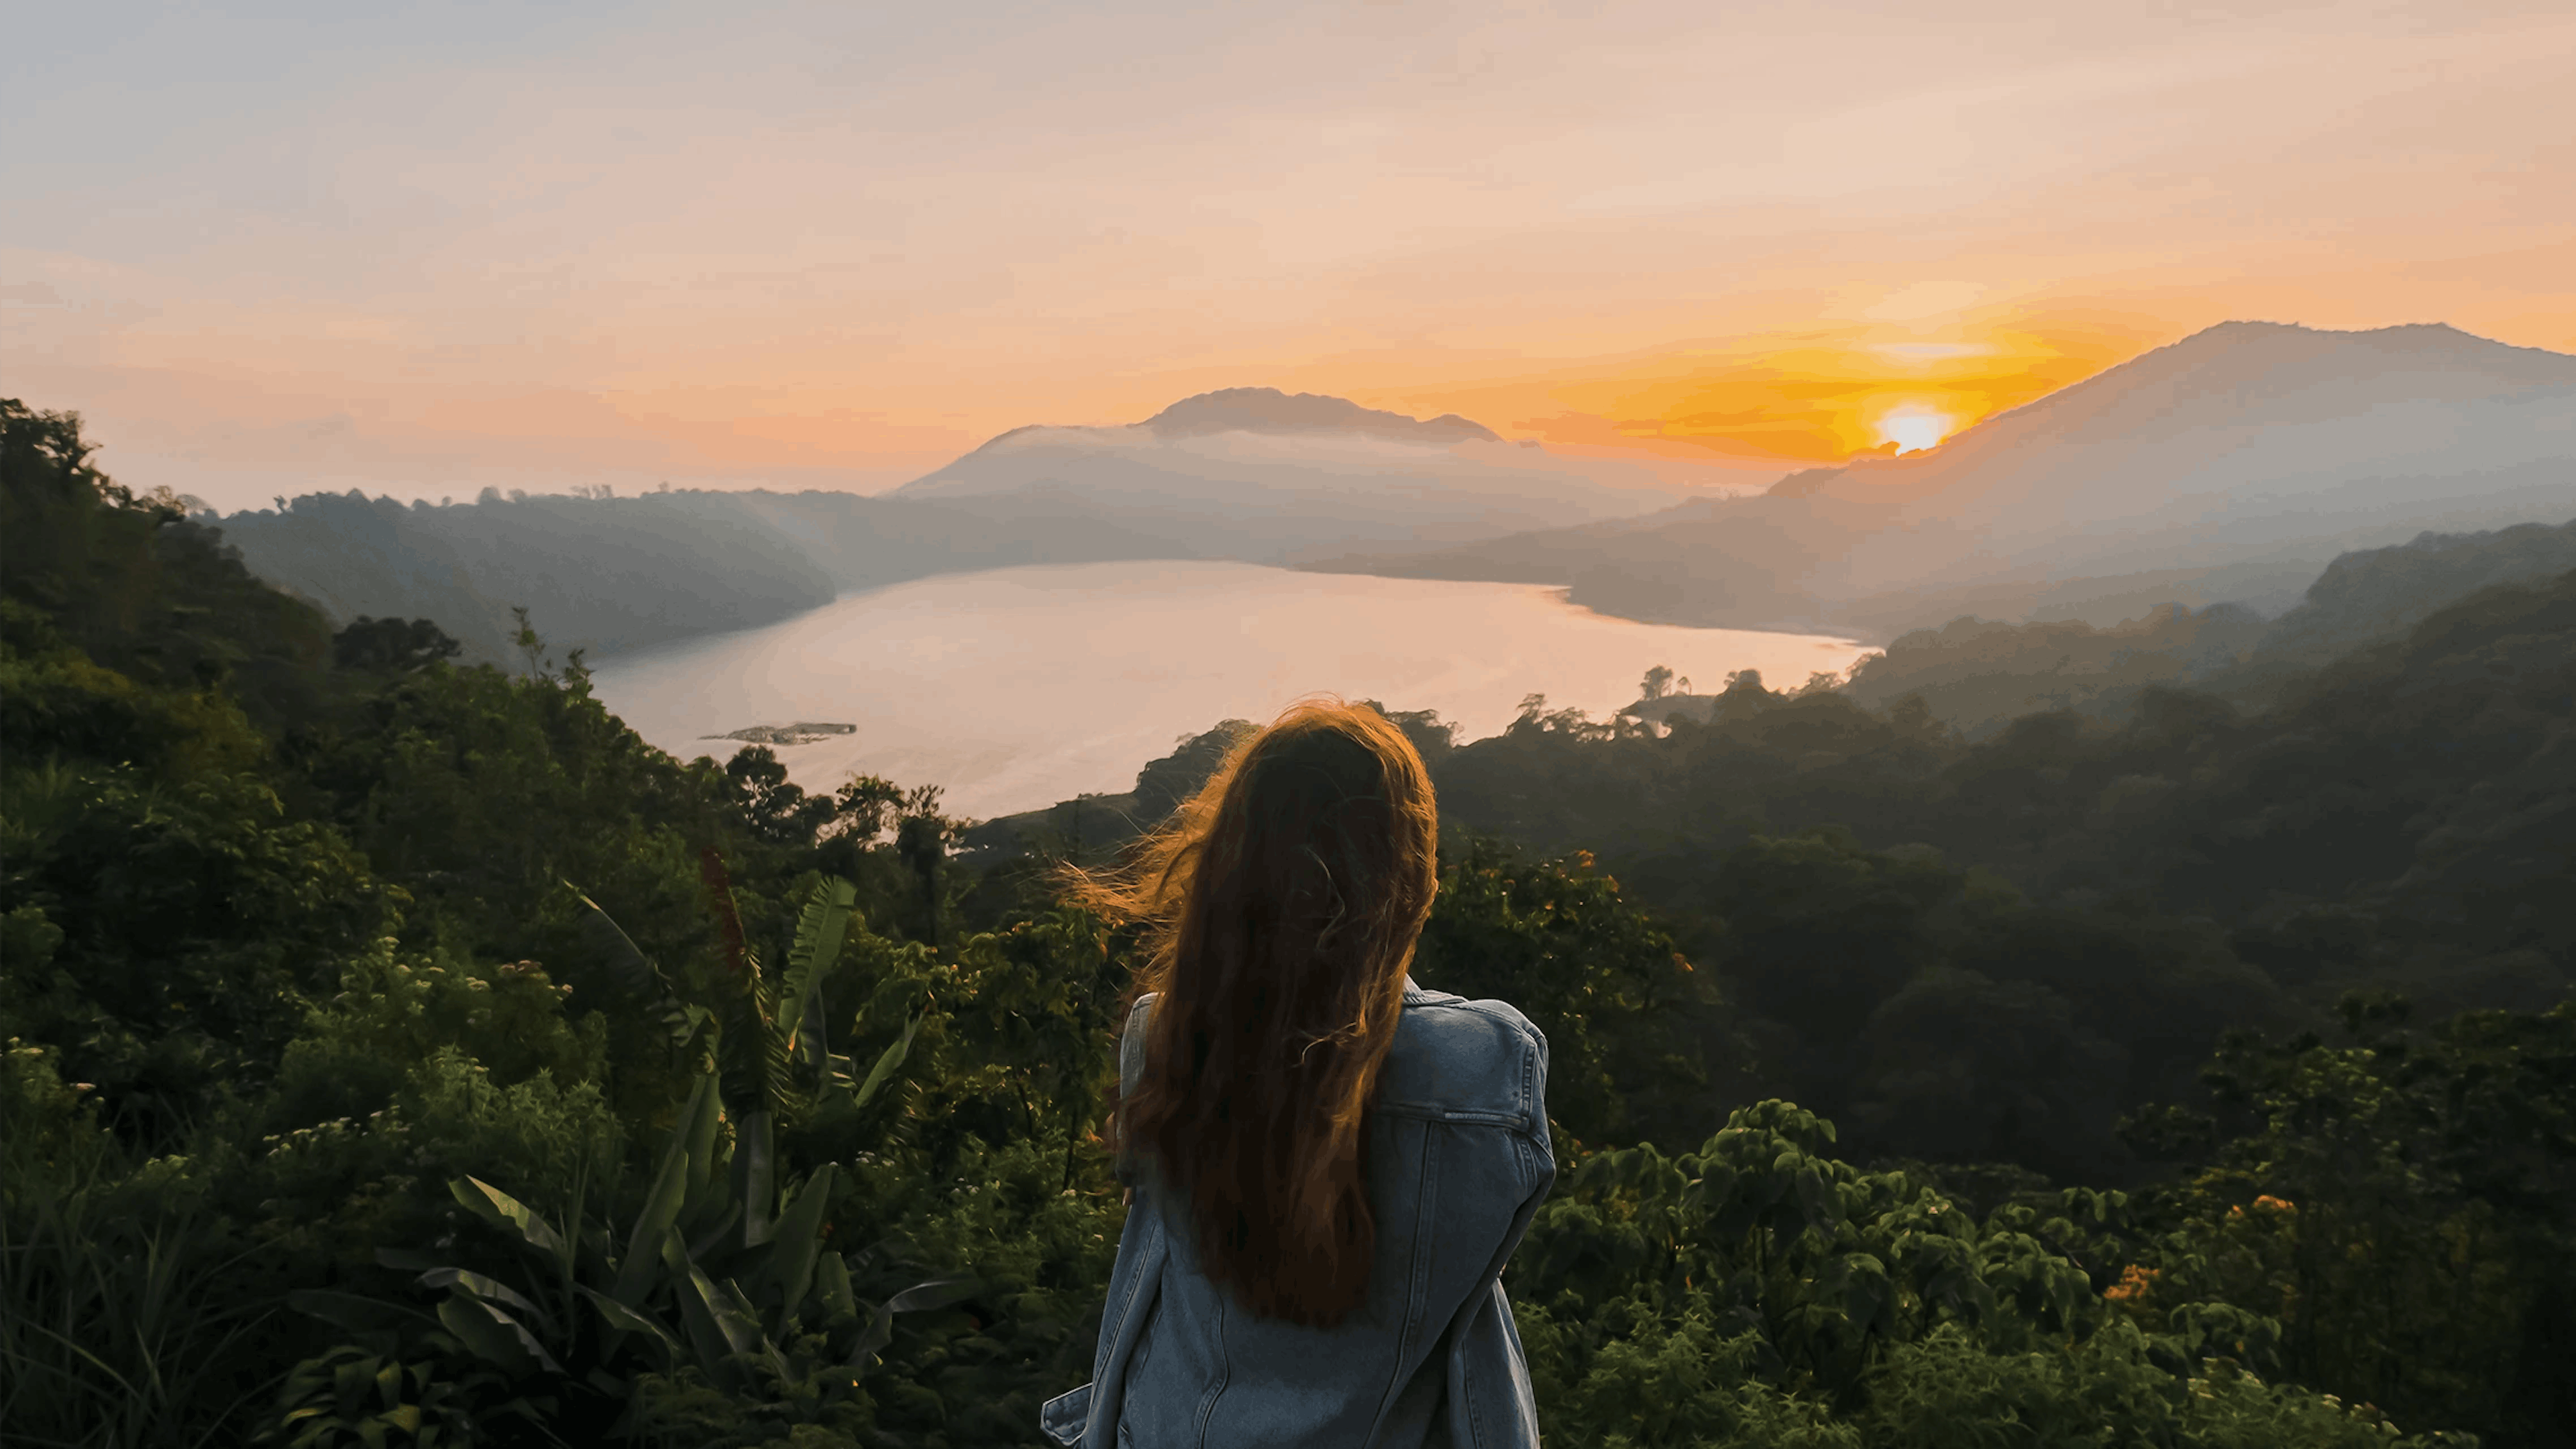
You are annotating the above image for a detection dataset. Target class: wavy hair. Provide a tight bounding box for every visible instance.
[1059,698,1440,1327]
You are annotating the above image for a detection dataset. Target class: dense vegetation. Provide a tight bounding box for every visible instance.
[1835,518,2576,737]
[211,486,1210,667]
[7,399,2571,1447]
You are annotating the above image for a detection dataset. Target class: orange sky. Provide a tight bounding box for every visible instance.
[5,2,2573,509]
[1345,320,2153,463]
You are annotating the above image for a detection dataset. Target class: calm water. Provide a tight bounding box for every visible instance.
[587,560,1870,822]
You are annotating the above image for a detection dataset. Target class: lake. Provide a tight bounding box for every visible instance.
[587,560,1872,821]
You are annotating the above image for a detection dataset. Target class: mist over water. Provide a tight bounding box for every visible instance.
[587,559,1870,820]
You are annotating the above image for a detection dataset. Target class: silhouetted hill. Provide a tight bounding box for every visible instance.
[1305,321,2576,635]
[894,391,1712,564]
[1140,387,1500,444]
[2252,515,2576,665]
[212,486,1233,665]
[215,489,841,665]
[1835,603,2272,739]
[1827,516,2576,736]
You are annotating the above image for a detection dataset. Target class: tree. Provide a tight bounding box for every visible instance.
[331,616,463,673]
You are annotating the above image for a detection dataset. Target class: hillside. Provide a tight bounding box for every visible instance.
[1305,322,2576,637]
[891,388,1735,564]
[1829,516,2576,736]
[2253,515,2576,665]
[213,488,840,665]
[211,486,1228,665]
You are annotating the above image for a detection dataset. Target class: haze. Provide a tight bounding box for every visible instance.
[7,0,2573,511]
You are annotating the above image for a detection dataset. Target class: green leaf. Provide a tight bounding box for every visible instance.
[849,1008,925,1109]
[720,966,801,1126]
[563,878,666,1008]
[767,1163,840,1313]
[436,1294,561,1377]
[780,876,859,1051]
[663,1229,763,1390]
[417,1268,551,1331]
[450,1177,567,1261]
[616,1077,716,1307]
[682,1071,724,1205]
[849,1275,980,1368]
[575,1285,681,1370]
[814,1251,857,1321]
[285,1289,441,1338]
[733,1109,777,1248]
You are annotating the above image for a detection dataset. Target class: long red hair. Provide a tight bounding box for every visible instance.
[1061,698,1440,1327]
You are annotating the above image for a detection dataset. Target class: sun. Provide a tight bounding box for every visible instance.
[1874,402,1954,454]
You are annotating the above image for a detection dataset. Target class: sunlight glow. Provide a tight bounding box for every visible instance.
[1867,342,1996,365]
[1373,325,2138,466]
[1874,404,1954,453]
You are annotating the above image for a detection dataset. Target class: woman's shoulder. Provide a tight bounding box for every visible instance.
[1398,981,1546,1054]
[1120,985,1547,1126]
[1379,983,1547,1128]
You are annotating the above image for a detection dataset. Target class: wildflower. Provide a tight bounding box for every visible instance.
[2103,1265,2159,1303]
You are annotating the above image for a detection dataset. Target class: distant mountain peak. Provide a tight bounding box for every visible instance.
[1140,388,1501,445]
[1763,319,2576,497]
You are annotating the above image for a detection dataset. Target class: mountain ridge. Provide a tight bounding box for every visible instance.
[1305,320,2576,638]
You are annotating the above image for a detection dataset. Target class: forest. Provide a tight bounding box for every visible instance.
[5,395,2572,1448]
[209,486,1214,668]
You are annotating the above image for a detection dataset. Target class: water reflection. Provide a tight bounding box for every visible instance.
[588,560,1870,820]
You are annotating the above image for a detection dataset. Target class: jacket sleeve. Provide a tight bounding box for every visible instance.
[1113,995,1153,1188]
[1039,996,1166,1448]
[1438,1024,1555,1449]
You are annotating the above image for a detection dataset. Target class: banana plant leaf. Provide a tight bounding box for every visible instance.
[684,1200,744,1263]
[779,876,859,1052]
[450,1177,568,1261]
[814,1252,858,1322]
[417,1268,551,1331]
[284,1289,441,1338]
[849,1275,981,1367]
[575,1285,682,1370]
[845,1007,925,1110]
[733,1109,776,1248]
[562,879,665,1011]
[681,1072,723,1205]
[614,1077,718,1307]
[767,1163,841,1313]
[662,1228,767,1391]
[437,1294,562,1377]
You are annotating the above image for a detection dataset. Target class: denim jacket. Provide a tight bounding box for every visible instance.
[1039,975,1555,1448]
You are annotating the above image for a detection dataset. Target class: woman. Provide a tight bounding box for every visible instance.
[1039,699,1555,1448]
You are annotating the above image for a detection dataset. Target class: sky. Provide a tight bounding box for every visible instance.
[5,0,2573,513]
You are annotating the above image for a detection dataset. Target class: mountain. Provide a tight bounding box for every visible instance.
[1304,322,2576,637]
[209,389,1768,659]
[1139,387,1499,444]
[892,388,1732,564]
